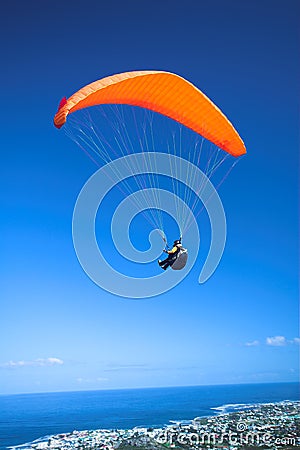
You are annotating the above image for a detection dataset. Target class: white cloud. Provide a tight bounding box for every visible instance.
[33,358,64,366]
[76,377,108,383]
[245,340,260,347]
[0,357,64,368]
[266,336,286,346]
[246,336,300,347]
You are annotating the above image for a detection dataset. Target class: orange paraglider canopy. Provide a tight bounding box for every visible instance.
[54,71,246,157]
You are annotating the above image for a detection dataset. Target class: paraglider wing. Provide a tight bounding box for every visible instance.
[54,71,246,157]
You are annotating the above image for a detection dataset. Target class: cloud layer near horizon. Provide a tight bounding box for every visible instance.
[0,358,64,368]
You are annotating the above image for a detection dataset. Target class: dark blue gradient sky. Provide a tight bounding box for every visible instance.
[1,0,299,394]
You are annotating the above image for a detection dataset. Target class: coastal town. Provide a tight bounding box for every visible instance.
[11,401,300,450]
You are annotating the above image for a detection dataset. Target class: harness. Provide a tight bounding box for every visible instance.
[171,246,188,270]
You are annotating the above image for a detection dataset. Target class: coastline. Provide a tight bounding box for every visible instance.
[9,400,300,450]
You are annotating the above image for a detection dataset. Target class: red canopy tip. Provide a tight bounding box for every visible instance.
[57,96,67,112]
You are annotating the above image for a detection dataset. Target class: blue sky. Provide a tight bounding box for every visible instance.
[1,0,299,394]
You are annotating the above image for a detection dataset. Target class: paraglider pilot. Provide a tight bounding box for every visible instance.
[158,238,182,270]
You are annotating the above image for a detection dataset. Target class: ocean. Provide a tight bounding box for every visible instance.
[0,382,299,450]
